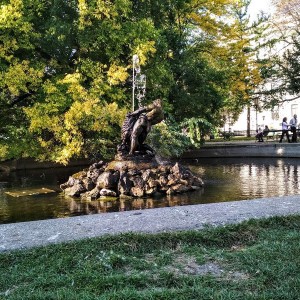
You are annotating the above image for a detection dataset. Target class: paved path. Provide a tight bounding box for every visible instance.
[1,194,300,252]
[182,140,300,158]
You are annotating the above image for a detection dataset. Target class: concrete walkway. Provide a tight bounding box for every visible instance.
[1,194,300,252]
[182,140,300,158]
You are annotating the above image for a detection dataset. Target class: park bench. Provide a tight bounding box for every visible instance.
[265,130,293,141]
[266,131,277,140]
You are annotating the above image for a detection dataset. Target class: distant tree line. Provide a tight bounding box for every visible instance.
[0,0,298,163]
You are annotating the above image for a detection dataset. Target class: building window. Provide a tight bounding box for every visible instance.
[291,104,298,116]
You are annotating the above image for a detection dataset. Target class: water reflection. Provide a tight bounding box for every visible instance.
[187,157,300,202]
[1,158,300,224]
[238,160,300,198]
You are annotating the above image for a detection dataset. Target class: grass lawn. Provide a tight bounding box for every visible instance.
[0,215,300,299]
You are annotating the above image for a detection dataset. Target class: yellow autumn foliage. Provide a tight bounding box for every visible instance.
[4,61,43,96]
[107,64,128,85]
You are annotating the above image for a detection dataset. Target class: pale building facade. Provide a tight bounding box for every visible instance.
[228,99,300,134]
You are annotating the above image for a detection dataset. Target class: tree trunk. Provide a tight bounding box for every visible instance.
[247,105,251,137]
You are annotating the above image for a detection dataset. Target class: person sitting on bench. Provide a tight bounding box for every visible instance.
[263,125,270,137]
[256,127,264,142]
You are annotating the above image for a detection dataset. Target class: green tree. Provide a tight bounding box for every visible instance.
[138,0,237,126]
[0,0,270,163]
[0,0,159,164]
[282,39,300,95]
[265,0,300,104]
[218,0,271,136]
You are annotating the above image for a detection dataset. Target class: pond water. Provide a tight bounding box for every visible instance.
[0,157,299,224]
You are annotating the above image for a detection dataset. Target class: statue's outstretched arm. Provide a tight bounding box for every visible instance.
[129,106,148,117]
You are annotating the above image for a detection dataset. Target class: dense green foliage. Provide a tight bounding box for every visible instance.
[147,119,191,158]
[283,38,300,95]
[275,0,300,98]
[0,215,300,299]
[0,0,270,163]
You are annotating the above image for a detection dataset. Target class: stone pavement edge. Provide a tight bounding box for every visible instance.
[1,194,300,252]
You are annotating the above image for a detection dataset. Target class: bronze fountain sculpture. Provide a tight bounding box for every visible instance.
[60,99,203,199]
[117,99,163,157]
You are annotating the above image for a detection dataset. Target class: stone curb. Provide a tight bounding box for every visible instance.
[1,194,300,252]
[182,143,300,158]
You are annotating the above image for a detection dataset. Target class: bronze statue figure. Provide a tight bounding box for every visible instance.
[117,99,164,157]
[61,99,204,200]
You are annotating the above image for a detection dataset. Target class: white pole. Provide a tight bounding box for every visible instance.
[132,60,135,111]
[132,55,140,111]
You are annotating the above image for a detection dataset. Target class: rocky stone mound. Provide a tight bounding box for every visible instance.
[60,158,203,199]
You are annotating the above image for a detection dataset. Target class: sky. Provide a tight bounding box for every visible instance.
[248,0,275,21]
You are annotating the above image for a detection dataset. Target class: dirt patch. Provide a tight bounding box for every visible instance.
[126,252,250,282]
[169,254,250,281]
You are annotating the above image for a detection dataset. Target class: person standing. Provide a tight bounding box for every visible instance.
[289,114,298,142]
[279,117,291,143]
